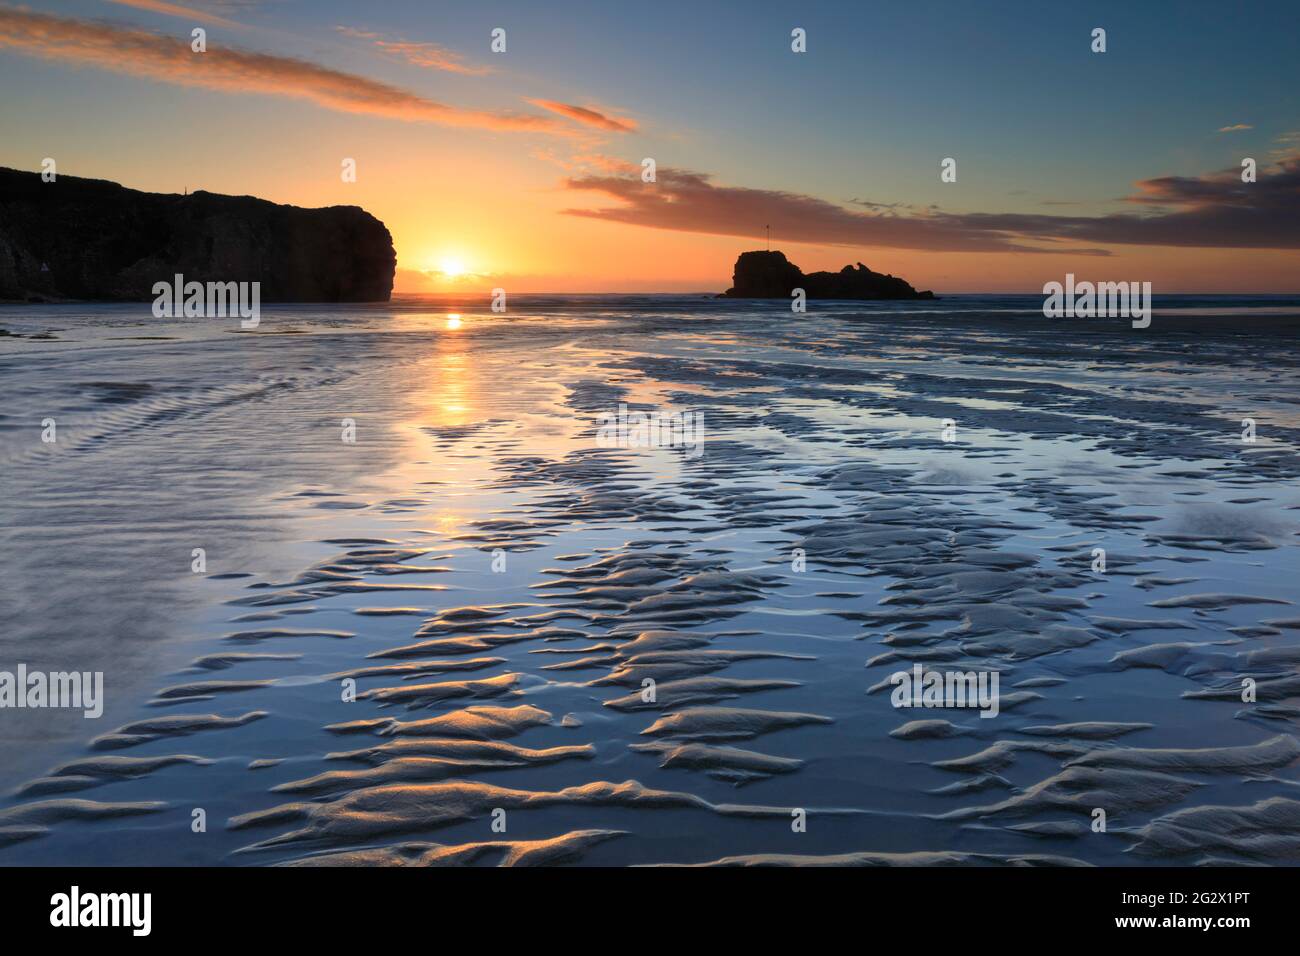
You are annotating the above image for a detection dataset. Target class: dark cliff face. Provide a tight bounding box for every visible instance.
[722,250,934,300]
[0,167,396,303]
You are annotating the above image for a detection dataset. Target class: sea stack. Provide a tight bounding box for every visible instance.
[722,250,934,300]
[0,167,396,303]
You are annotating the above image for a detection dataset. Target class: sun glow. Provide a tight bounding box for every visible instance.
[438,255,467,277]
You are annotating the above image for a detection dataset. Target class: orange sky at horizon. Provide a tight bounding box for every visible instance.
[12,142,1297,296]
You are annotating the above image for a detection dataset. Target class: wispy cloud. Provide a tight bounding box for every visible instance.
[529,150,640,174]
[106,0,242,30]
[572,153,640,173]
[564,155,1300,252]
[0,9,565,132]
[1217,123,1253,133]
[1271,130,1300,158]
[526,99,637,133]
[563,167,1106,254]
[335,26,490,76]
[847,197,924,215]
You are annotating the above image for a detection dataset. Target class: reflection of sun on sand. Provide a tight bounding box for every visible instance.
[389,321,605,522]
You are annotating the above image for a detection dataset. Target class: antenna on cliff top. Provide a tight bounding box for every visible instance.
[765,224,770,251]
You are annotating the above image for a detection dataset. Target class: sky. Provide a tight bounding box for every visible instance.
[1,0,1298,292]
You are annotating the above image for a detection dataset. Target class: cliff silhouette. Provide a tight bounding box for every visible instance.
[722,250,934,300]
[0,167,395,303]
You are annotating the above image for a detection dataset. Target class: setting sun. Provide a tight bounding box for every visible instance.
[438,255,467,277]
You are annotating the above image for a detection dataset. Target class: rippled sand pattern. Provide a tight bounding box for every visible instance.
[1,297,1298,865]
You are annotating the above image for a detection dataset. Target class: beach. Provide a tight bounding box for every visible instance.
[1,294,1298,865]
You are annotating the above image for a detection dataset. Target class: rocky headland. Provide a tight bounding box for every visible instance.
[0,167,395,303]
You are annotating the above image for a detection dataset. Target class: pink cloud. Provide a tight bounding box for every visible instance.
[106,0,242,30]
[335,26,491,76]
[0,9,563,132]
[563,156,1300,252]
[526,99,637,133]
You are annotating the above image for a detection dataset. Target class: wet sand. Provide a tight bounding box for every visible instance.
[1,294,1298,865]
